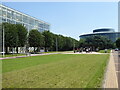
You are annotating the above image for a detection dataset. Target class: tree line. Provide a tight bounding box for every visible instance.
[79,35,115,51]
[2,22,119,54]
[116,38,120,49]
[2,23,79,53]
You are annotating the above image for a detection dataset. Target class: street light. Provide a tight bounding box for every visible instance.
[56,37,58,52]
[2,25,5,57]
[73,41,75,53]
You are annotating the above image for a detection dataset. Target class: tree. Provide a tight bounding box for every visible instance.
[28,29,44,52]
[16,24,28,53]
[63,37,74,51]
[79,39,85,47]
[47,33,79,51]
[116,38,120,49]
[57,35,65,51]
[42,31,53,52]
[3,23,18,54]
[50,34,58,51]
[79,35,114,51]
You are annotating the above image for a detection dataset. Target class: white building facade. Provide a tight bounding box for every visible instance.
[0,4,50,32]
[0,4,50,54]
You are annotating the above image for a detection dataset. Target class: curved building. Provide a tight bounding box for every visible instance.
[79,28,120,42]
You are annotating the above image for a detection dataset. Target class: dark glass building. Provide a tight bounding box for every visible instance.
[79,28,120,42]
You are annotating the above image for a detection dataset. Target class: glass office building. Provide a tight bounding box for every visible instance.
[79,28,120,42]
[0,4,50,32]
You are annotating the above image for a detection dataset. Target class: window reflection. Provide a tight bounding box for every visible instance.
[1,5,50,32]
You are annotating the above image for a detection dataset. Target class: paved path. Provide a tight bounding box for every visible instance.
[0,51,109,60]
[113,50,120,89]
[0,52,108,60]
[103,51,118,88]
[61,51,109,54]
[0,53,60,60]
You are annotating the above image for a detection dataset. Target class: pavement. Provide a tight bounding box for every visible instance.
[103,50,118,89]
[0,53,60,60]
[0,51,108,60]
[113,50,120,89]
[61,51,109,54]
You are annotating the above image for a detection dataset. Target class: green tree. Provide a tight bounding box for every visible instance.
[42,31,53,52]
[79,35,114,51]
[50,34,58,51]
[57,35,65,51]
[16,24,28,53]
[28,29,44,52]
[3,23,18,54]
[116,38,120,49]
[79,39,85,47]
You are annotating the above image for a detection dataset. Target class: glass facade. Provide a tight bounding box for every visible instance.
[80,29,120,42]
[0,4,50,32]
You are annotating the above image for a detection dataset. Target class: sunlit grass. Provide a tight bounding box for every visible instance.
[99,50,111,53]
[2,54,109,88]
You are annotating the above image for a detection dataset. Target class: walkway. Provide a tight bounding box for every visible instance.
[113,50,120,89]
[61,51,109,54]
[0,53,60,60]
[0,51,108,60]
[103,50,118,88]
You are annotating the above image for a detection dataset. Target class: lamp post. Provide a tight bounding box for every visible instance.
[56,37,58,52]
[2,25,5,57]
[73,41,75,53]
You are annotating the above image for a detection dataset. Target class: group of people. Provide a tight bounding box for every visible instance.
[73,47,92,53]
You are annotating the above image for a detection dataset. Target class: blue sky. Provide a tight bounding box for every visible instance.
[3,2,118,40]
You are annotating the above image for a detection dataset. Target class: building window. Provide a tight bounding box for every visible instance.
[12,20,16,24]
[23,15,28,23]
[29,18,34,25]
[0,6,2,16]
[2,7,7,17]
[39,23,43,28]
[16,13,22,22]
[12,12,16,20]
[7,9,12,19]
[0,17,2,23]
[16,21,22,24]
[7,19,13,23]
[2,17,6,22]
[35,20,38,26]
[1,5,50,32]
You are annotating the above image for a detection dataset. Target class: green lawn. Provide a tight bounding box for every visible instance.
[99,50,111,53]
[2,54,109,88]
[43,51,73,53]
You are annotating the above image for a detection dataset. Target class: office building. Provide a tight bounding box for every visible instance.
[79,28,120,42]
[0,4,50,32]
[0,4,50,54]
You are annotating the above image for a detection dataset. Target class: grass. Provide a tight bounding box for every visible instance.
[0,51,71,58]
[2,54,109,88]
[43,51,73,53]
[43,51,60,53]
[99,50,111,53]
